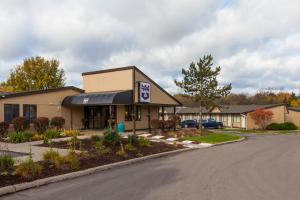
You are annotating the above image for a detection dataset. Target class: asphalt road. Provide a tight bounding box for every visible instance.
[3,134,300,200]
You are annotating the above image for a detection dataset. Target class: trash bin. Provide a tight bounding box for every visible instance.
[117,122,125,134]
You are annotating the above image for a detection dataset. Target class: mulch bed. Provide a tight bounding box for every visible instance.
[0,139,184,188]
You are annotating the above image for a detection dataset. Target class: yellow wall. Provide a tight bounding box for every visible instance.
[0,89,82,129]
[117,105,159,131]
[83,69,133,92]
[246,105,286,129]
[286,110,300,127]
[70,106,84,130]
[134,70,178,105]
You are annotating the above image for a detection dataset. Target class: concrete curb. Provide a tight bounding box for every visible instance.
[211,137,246,146]
[0,148,195,197]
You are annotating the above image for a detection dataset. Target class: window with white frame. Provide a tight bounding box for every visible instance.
[233,114,241,123]
[221,114,228,122]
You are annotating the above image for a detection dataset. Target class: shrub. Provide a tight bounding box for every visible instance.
[15,157,43,179]
[168,115,181,130]
[266,123,281,130]
[95,141,111,155]
[45,129,61,139]
[43,149,63,168]
[50,117,65,130]
[0,155,15,173]
[91,135,101,143]
[31,133,43,141]
[124,144,137,152]
[282,122,297,130]
[63,129,80,137]
[266,122,297,130]
[116,143,127,157]
[8,132,34,143]
[9,132,25,143]
[12,117,29,132]
[103,129,120,146]
[127,134,139,145]
[63,152,80,170]
[43,129,61,145]
[0,122,9,138]
[33,117,49,134]
[116,149,127,157]
[67,135,79,151]
[138,137,151,147]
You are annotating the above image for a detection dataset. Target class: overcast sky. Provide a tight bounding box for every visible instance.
[0,0,300,94]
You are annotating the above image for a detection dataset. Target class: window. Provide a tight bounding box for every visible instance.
[136,106,141,121]
[4,104,19,123]
[233,114,241,123]
[125,106,142,121]
[23,104,37,123]
[110,106,117,119]
[221,114,228,122]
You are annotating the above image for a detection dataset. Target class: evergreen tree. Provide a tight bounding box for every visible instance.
[175,55,232,130]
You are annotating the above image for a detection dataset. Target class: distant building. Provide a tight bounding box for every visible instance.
[165,104,300,129]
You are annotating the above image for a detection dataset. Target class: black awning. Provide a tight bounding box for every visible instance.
[62,90,133,106]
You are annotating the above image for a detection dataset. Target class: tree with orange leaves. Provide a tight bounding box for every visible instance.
[250,109,274,130]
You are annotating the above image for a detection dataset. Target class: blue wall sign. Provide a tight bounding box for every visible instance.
[139,82,151,103]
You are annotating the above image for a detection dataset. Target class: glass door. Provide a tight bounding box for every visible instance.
[84,106,112,129]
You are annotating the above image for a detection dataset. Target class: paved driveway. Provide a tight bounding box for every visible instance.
[3,134,300,200]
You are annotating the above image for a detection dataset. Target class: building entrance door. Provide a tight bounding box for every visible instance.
[84,106,110,129]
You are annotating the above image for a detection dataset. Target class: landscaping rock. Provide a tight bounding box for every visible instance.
[166,138,178,141]
[151,135,165,139]
[139,134,152,137]
[181,140,193,144]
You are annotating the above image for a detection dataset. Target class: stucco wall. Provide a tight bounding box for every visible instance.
[0,89,82,129]
[134,70,178,105]
[70,106,84,130]
[286,110,300,127]
[117,105,159,131]
[246,105,286,129]
[83,69,133,92]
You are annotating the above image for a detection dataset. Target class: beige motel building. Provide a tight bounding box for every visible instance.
[170,104,300,129]
[0,66,181,132]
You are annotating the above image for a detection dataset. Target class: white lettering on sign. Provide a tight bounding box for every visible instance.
[83,98,89,104]
[139,82,151,103]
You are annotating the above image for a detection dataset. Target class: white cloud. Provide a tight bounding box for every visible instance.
[0,0,299,95]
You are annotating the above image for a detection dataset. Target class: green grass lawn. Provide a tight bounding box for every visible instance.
[183,133,243,144]
[221,128,300,134]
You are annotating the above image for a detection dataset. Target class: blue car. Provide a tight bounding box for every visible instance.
[201,119,223,129]
[181,120,199,128]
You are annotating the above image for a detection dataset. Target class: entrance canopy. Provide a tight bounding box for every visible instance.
[62,90,133,106]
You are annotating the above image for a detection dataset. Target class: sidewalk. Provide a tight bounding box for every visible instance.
[0,131,104,163]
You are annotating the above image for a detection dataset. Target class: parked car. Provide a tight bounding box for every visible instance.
[201,119,223,129]
[181,120,199,128]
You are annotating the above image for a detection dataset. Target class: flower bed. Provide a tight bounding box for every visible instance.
[0,131,183,188]
[0,129,82,143]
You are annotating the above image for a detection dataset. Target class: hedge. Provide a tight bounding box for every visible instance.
[266,122,297,130]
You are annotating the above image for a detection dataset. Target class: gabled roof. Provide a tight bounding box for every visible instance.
[172,104,284,114]
[0,91,13,97]
[0,86,84,99]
